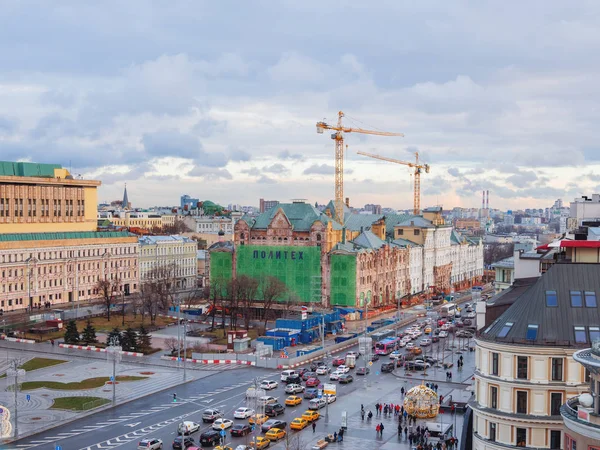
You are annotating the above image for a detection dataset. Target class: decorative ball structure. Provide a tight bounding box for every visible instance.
[403,383,440,418]
[579,393,594,408]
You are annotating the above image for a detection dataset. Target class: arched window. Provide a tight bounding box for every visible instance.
[240,233,245,240]
[316,234,321,242]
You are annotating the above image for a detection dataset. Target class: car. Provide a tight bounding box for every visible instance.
[290,418,308,430]
[261,419,287,432]
[305,377,320,387]
[389,351,403,360]
[406,361,431,371]
[424,327,432,334]
[398,340,407,348]
[249,414,268,425]
[265,403,285,417]
[284,375,302,385]
[439,331,448,338]
[356,367,370,375]
[302,410,320,422]
[325,393,336,403]
[260,380,278,390]
[138,438,163,450]
[455,320,464,328]
[212,418,233,431]
[431,336,440,343]
[265,428,286,442]
[422,356,439,364]
[410,347,423,355]
[467,312,476,318]
[336,365,350,373]
[285,395,302,406]
[381,362,395,373]
[297,368,310,377]
[230,424,252,437]
[234,446,251,450]
[437,319,447,327]
[302,371,317,381]
[202,409,223,423]
[332,358,345,366]
[420,338,432,347]
[456,330,474,338]
[346,351,359,358]
[338,374,353,384]
[234,407,255,419]
[370,354,379,362]
[246,387,260,399]
[310,360,326,371]
[463,319,473,326]
[304,388,319,399]
[178,421,201,435]
[329,371,343,381]
[258,396,278,406]
[199,430,221,447]
[173,436,196,449]
[308,398,327,410]
[214,446,233,450]
[405,342,415,350]
[285,383,305,394]
[315,366,330,375]
[249,437,270,449]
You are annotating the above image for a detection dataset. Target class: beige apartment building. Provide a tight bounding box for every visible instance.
[0,161,139,311]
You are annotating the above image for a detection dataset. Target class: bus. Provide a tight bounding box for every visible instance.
[440,303,456,318]
[375,337,400,355]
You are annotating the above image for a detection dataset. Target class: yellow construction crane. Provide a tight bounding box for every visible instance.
[316,111,404,224]
[357,150,430,215]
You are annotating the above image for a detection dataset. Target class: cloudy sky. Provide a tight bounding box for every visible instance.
[1,1,599,211]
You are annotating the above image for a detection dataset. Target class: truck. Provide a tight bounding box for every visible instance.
[345,354,356,368]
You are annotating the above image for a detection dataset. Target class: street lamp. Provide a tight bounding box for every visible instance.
[107,336,122,406]
[7,360,25,438]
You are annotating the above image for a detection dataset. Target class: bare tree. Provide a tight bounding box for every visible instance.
[206,277,226,330]
[238,275,259,330]
[95,278,122,321]
[260,276,288,332]
[484,243,515,265]
[164,337,182,355]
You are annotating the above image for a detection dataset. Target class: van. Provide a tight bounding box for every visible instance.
[281,369,296,382]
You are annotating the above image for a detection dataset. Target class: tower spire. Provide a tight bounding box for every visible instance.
[122,183,129,209]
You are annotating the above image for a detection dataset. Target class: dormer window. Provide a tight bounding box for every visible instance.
[498,322,514,338]
[545,291,558,307]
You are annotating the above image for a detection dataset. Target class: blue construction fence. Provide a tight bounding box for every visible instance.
[270,310,344,345]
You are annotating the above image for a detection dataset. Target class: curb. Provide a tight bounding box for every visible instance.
[277,341,357,370]
[59,344,143,357]
[160,356,256,366]
[1,336,36,344]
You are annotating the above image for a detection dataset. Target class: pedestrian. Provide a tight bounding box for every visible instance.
[380,422,385,436]
[435,383,439,392]
[404,426,408,439]
[339,427,344,441]
[401,386,405,396]
[375,402,380,417]
[50,339,54,346]
[361,409,365,420]
[312,422,316,433]
[333,431,337,442]
[376,424,381,437]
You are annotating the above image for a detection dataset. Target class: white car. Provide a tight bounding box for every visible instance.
[285,383,305,394]
[389,351,403,360]
[346,351,359,358]
[398,340,407,348]
[316,366,330,375]
[260,380,278,390]
[329,371,343,381]
[325,394,336,403]
[234,407,255,419]
[336,365,350,373]
[178,421,200,434]
[420,339,432,347]
[212,418,233,430]
[467,312,476,319]
[137,438,163,450]
[439,331,449,338]
[406,342,415,350]
[258,395,278,406]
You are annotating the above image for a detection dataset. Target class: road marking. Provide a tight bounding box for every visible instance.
[125,422,141,427]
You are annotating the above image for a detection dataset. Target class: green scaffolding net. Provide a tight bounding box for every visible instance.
[330,254,356,306]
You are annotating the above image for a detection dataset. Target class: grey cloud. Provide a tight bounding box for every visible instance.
[188,166,232,180]
[141,130,227,167]
[278,150,303,161]
[585,173,600,182]
[228,147,252,162]
[506,171,538,188]
[262,163,288,174]
[257,175,277,184]
[192,117,227,138]
[241,167,261,176]
[447,167,461,177]
[30,114,78,140]
[0,116,17,135]
[304,164,333,175]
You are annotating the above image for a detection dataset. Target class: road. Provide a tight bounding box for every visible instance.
[9,307,478,450]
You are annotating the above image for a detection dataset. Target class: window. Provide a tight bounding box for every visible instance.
[585,291,597,307]
[546,290,558,307]
[517,356,528,379]
[550,392,562,415]
[490,386,498,409]
[526,324,538,340]
[414,229,420,236]
[574,326,587,343]
[590,326,600,342]
[397,229,404,236]
[516,428,527,447]
[516,391,528,414]
[489,422,496,442]
[498,322,514,338]
[570,291,583,307]
[491,352,499,376]
[551,358,563,381]
[565,433,577,450]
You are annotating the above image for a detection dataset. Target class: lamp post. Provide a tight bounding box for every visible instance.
[7,360,25,439]
[107,336,122,406]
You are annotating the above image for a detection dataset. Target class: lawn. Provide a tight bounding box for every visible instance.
[20,375,147,391]
[51,396,111,411]
[0,357,67,379]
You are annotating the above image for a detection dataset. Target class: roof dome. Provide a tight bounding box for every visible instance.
[403,383,439,418]
[592,339,600,357]
[218,229,225,236]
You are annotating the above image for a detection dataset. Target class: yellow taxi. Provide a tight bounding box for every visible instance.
[302,410,320,422]
[290,417,309,430]
[249,414,268,425]
[214,447,233,450]
[265,427,286,441]
[410,347,423,355]
[285,395,302,406]
[424,326,432,334]
[249,436,270,449]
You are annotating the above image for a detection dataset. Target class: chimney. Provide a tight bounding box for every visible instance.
[345,197,350,208]
[486,190,490,210]
[482,190,485,211]
[342,226,347,244]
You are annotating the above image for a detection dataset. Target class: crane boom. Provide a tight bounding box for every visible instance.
[317,111,403,224]
[357,150,430,215]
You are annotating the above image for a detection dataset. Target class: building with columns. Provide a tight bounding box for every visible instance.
[0,161,139,311]
[139,235,197,290]
[471,263,600,450]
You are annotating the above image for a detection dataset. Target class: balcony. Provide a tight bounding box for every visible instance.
[561,396,600,430]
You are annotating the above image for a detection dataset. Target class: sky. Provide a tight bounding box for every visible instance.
[1,1,600,211]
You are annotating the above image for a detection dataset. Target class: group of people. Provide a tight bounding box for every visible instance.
[25,302,52,313]
[373,402,406,418]
[424,382,439,393]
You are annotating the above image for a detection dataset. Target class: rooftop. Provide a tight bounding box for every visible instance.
[139,235,193,245]
[0,231,133,242]
[491,256,514,269]
[240,202,341,231]
[0,161,62,178]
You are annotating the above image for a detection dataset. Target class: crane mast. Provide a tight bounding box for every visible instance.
[317,111,403,224]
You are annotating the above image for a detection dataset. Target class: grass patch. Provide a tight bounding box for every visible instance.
[51,396,110,411]
[20,375,147,391]
[0,357,67,379]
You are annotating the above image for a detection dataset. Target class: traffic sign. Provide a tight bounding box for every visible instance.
[376,371,380,375]
[220,423,226,429]
[26,394,30,401]
[110,376,115,382]
[323,383,336,395]
[55,446,62,450]
[220,430,226,437]
[368,361,373,367]
[317,389,323,398]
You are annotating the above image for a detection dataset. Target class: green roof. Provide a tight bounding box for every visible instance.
[0,231,133,242]
[342,212,413,236]
[0,161,62,178]
[243,202,339,232]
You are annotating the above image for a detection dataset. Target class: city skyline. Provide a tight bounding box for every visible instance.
[2,2,600,209]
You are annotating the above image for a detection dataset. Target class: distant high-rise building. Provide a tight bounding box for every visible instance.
[181,194,199,209]
[364,203,382,214]
[259,198,279,213]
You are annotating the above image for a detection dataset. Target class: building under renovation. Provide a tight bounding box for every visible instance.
[209,200,483,309]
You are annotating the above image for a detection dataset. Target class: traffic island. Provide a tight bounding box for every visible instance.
[19,375,147,391]
[50,396,111,411]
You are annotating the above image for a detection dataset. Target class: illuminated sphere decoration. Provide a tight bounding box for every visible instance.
[403,383,440,418]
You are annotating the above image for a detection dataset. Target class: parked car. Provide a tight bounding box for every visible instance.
[259,380,278,390]
[173,436,195,449]
[138,439,163,450]
[261,419,288,432]
[381,362,395,373]
[202,409,223,423]
[338,374,353,384]
[303,388,319,399]
[405,361,431,371]
[305,377,320,387]
[199,430,220,447]
[234,407,255,419]
[356,367,370,375]
[285,383,304,394]
[230,424,252,437]
[265,403,285,417]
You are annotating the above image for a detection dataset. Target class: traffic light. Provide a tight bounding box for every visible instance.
[173,393,177,402]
